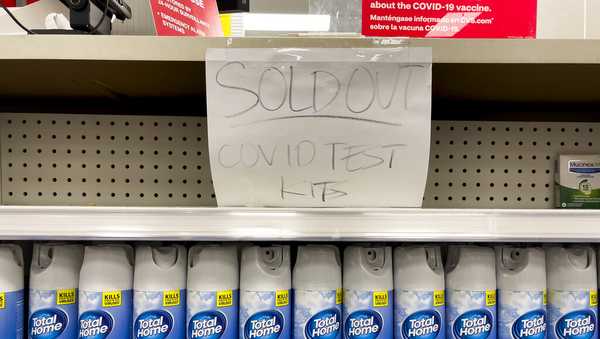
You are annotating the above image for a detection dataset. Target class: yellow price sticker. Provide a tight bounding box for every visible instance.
[434,290,445,307]
[220,14,232,37]
[0,292,5,309]
[102,291,122,308]
[276,290,289,307]
[57,289,76,305]
[336,288,343,305]
[591,290,598,306]
[543,289,547,305]
[486,290,496,306]
[217,290,233,308]
[373,291,389,307]
[163,290,181,307]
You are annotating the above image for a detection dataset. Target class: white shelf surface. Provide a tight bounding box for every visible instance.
[1,36,600,64]
[0,206,599,241]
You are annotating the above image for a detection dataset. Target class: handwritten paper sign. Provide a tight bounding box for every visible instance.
[206,48,432,207]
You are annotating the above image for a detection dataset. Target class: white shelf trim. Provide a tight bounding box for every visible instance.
[0,206,596,241]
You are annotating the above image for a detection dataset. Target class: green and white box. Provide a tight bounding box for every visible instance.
[556,154,600,208]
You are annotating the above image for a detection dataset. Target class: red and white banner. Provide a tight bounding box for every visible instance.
[150,0,222,36]
[362,0,536,38]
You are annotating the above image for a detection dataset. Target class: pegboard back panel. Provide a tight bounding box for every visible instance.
[424,121,600,208]
[1,115,599,208]
[1,114,216,206]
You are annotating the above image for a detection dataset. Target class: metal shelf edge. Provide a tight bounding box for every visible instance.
[2,36,600,64]
[0,206,595,241]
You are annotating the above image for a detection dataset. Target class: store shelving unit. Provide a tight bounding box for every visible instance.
[3,36,600,106]
[1,36,599,241]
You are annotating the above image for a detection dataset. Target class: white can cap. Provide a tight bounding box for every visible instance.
[496,246,546,291]
[394,245,444,291]
[446,245,496,291]
[547,246,597,291]
[134,244,187,291]
[344,246,393,291]
[293,245,341,291]
[188,245,239,292]
[240,245,291,292]
[30,243,83,290]
[0,244,23,292]
[80,244,134,292]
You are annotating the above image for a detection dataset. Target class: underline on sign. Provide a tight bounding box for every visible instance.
[229,115,403,127]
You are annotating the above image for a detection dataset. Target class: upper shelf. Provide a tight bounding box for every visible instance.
[3,36,600,64]
[1,206,600,242]
[3,36,600,114]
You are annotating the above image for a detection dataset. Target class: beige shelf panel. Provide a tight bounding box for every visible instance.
[2,36,600,64]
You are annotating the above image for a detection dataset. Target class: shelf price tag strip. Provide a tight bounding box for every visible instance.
[206,48,432,207]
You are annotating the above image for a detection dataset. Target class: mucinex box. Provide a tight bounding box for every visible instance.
[555,155,600,208]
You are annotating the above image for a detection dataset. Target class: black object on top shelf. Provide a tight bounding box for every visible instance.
[59,0,132,34]
[217,0,249,13]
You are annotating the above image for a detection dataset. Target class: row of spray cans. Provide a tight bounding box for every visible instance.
[0,243,182,339]
[0,243,382,339]
[235,244,596,339]
[0,243,597,339]
[447,245,598,339]
[0,243,433,339]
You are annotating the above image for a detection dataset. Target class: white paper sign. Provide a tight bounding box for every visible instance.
[206,48,432,207]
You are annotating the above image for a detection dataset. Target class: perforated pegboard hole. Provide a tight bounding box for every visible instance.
[1,115,216,207]
[425,121,600,209]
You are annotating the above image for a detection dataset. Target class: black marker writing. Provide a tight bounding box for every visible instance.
[281,177,348,202]
[326,142,347,171]
[258,144,277,166]
[341,145,385,173]
[215,62,259,117]
[217,144,240,168]
[346,67,376,114]
[229,115,402,128]
[240,144,259,168]
[288,65,312,113]
[217,141,405,171]
[258,67,286,112]
[376,65,424,110]
[313,70,341,113]
[296,140,316,167]
[215,61,425,125]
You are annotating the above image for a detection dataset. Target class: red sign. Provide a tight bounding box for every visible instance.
[362,0,536,38]
[150,0,222,36]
